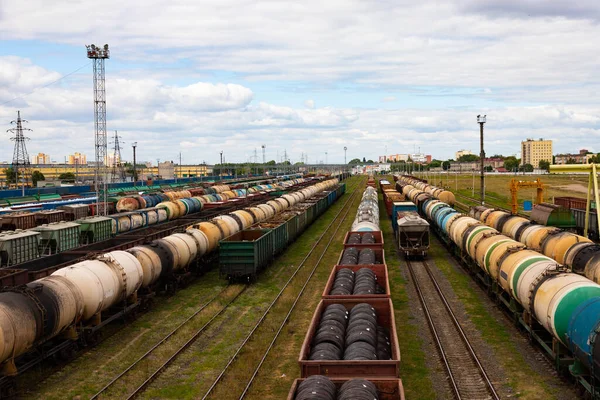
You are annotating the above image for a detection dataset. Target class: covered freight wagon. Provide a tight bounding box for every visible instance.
[396,213,429,258]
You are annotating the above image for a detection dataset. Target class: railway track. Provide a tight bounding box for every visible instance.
[89,284,247,399]
[201,178,363,400]
[406,258,500,400]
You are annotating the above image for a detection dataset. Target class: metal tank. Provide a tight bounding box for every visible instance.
[0,291,40,367]
[531,272,600,344]
[186,229,209,258]
[52,260,119,319]
[192,222,223,253]
[162,234,197,270]
[102,251,144,298]
[28,275,84,339]
[541,231,592,265]
[127,246,163,287]
[496,250,556,301]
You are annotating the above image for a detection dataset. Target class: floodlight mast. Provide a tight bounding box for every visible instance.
[87,44,110,215]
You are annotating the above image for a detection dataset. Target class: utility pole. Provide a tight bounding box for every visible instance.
[477,115,487,205]
[176,151,182,182]
[86,44,110,215]
[220,151,223,178]
[344,146,347,168]
[8,111,32,195]
[132,142,138,183]
[110,130,125,183]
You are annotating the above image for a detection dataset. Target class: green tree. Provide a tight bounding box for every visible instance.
[539,160,550,172]
[362,157,366,163]
[442,161,451,171]
[566,158,578,164]
[266,160,276,165]
[484,165,493,172]
[58,172,76,182]
[589,154,600,163]
[367,159,374,163]
[348,158,361,164]
[31,170,45,186]
[428,160,442,168]
[458,154,480,162]
[520,163,534,172]
[3,167,16,184]
[503,156,520,172]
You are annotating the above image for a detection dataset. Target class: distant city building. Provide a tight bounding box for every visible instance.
[378,154,409,163]
[68,152,87,165]
[105,153,122,167]
[554,149,592,165]
[455,149,473,160]
[410,153,431,164]
[521,138,552,167]
[449,158,504,172]
[352,163,390,174]
[32,153,51,164]
[158,161,175,179]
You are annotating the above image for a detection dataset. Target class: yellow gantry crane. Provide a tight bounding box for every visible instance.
[510,178,544,215]
[550,163,600,237]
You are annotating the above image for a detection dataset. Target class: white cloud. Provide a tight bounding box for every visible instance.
[1,56,600,165]
[1,3,600,164]
[1,0,600,96]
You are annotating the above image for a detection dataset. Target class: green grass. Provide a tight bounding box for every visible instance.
[378,182,436,400]
[22,178,364,400]
[428,238,559,399]
[424,172,589,210]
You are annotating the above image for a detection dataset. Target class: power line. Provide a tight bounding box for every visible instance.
[0,61,92,106]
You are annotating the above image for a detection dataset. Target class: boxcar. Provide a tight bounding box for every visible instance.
[219,229,274,281]
[396,212,429,258]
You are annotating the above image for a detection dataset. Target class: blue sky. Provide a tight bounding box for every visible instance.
[1,0,600,165]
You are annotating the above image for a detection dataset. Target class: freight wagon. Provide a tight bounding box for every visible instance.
[0,178,314,269]
[219,183,345,280]
[415,189,600,398]
[0,178,341,395]
[396,212,429,258]
[287,377,405,400]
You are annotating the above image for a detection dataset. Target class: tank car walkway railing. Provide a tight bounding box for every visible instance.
[406,259,500,400]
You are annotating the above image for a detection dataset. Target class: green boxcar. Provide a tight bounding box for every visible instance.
[294,206,309,232]
[250,220,288,255]
[0,230,41,267]
[278,212,300,244]
[33,222,81,255]
[219,229,274,280]
[76,216,113,244]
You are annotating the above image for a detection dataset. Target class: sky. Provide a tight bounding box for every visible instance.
[1,0,600,165]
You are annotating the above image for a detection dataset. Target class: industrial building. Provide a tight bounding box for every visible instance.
[554,149,593,165]
[521,138,552,167]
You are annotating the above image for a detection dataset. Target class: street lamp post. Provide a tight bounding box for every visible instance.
[477,114,486,205]
[344,146,347,168]
[220,151,223,179]
[132,142,138,184]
